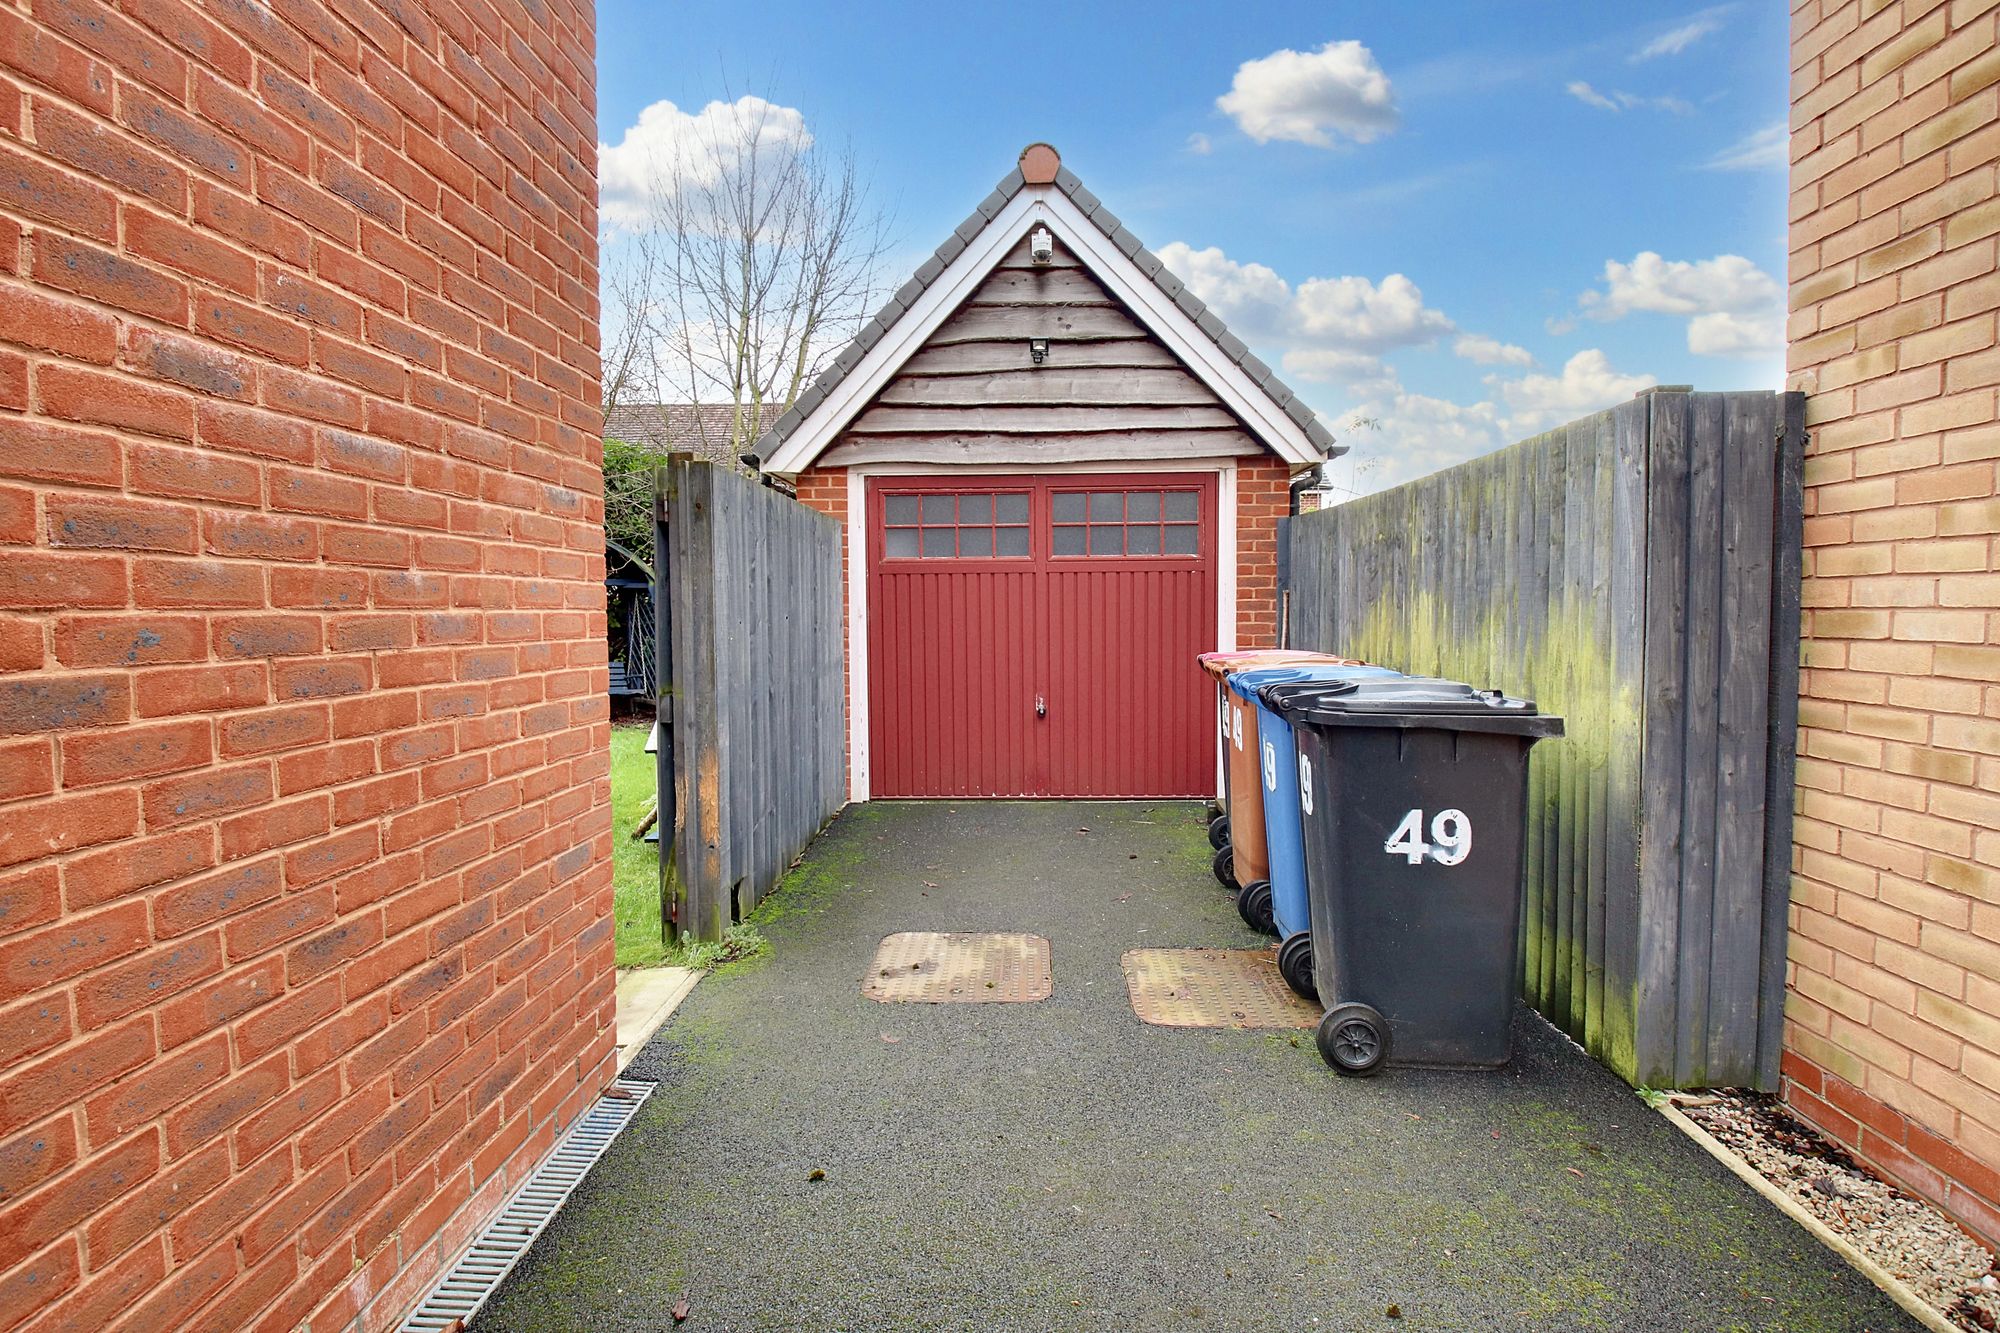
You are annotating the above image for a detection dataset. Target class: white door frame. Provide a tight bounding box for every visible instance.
[845,459,1239,803]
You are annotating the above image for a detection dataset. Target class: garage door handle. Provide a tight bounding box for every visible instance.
[1035,694,1046,718]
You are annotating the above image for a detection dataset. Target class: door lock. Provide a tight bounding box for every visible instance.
[1035,694,1046,718]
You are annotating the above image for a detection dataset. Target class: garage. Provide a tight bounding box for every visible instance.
[757,143,1340,801]
[866,473,1219,797]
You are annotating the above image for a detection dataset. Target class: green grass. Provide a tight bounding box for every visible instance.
[610,723,668,967]
[609,722,778,972]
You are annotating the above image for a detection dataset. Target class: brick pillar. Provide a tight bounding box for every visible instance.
[1236,455,1289,649]
[0,1,612,1328]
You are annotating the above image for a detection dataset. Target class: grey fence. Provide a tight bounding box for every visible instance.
[1285,389,1804,1090]
[655,459,845,941]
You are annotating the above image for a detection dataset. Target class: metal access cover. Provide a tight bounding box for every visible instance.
[864,932,1052,1003]
[1121,948,1321,1028]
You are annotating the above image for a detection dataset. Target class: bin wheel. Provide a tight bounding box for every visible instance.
[1277,933,1316,1001]
[1236,880,1275,935]
[1211,845,1237,892]
[1317,1003,1389,1077]
[1208,814,1230,849]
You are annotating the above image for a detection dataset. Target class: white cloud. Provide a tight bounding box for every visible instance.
[1186,132,1213,155]
[1453,333,1534,368]
[1329,391,1507,493]
[1706,123,1787,171]
[1217,40,1399,147]
[1566,80,1620,111]
[1567,81,1693,114]
[598,96,812,231]
[1160,242,1453,395]
[1577,251,1783,357]
[1634,8,1729,61]
[1493,349,1656,435]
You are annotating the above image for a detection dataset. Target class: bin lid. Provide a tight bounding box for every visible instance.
[1260,676,1565,738]
[1196,650,1361,682]
[1225,663,1400,701]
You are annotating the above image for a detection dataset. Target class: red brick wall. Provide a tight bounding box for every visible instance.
[1236,455,1285,650]
[1787,0,2000,1248]
[0,0,612,1328]
[791,458,1289,794]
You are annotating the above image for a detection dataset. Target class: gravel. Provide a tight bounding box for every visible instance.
[1683,1091,1998,1329]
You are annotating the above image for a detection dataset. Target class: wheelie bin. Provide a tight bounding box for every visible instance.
[1235,663,1403,992]
[1264,676,1563,1076]
[1195,650,1354,880]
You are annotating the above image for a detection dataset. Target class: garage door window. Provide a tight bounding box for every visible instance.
[883,492,1030,558]
[1051,488,1200,557]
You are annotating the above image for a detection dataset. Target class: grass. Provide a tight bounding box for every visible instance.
[609,721,668,967]
[609,720,775,971]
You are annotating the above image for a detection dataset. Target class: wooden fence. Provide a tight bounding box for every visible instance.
[654,459,845,941]
[1285,389,1804,1090]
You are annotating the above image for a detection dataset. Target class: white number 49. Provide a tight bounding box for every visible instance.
[1385,808,1472,866]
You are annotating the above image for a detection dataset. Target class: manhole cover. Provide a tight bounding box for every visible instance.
[1120,948,1320,1028]
[863,932,1053,1003]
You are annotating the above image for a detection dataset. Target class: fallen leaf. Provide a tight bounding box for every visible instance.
[1385,1304,1402,1319]
[1127,853,1138,859]
[1491,1130,1501,1139]
[880,1033,901,1043]
[1565,1167,1585,1179]
[923,881,940,888]
[1265,1209,1283,1221]
[672,1298,691,1322]
[807,1168,826,1182]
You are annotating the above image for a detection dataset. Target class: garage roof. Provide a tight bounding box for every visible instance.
[757,143,1341,478]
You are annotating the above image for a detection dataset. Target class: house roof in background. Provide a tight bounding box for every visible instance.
[603,403,779,469]
[755,142,1341,477]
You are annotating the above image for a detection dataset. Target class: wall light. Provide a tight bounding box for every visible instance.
[1030,226,1053,265]
[1029,338,1049,365]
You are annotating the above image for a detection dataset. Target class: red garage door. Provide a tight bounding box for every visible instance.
[867,473,1218,798]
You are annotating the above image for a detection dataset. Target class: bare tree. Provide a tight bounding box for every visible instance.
[604,95,893,462]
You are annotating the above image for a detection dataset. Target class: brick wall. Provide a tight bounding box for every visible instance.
[1788,0,2000,1247]
[0,0,612,1328]
[1236,455,1285,650]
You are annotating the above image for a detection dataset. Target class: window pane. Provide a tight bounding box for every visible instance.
[1127,524,1161,555]
[921,527,955,557]
[1051,526,1085,555]
[1165,492,1198,521]
[959,527,992,557]
[885,528,918,557]
[996,494,1029,524]
[997,526,1029,556]
[1125,491,1160,521]
[1051,493,1084,522]
[1088,492,1122,521]
[1164,524,1198,555]
[921,494,955,523]
[885,495,919,524]
[1088,526,1122,555]
[958,493,991,523]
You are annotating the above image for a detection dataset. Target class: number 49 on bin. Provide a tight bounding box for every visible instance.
[1385,809,1472,866]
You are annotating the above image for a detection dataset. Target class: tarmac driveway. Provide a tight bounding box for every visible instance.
[478,801,1917,1332]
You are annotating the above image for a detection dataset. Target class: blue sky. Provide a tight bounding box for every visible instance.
[595,2,1788,492]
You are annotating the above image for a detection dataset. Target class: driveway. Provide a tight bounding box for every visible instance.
[478,801,1917,1332]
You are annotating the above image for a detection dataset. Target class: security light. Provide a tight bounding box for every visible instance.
[1029,338,1049,365]
[1030,226,1053,265]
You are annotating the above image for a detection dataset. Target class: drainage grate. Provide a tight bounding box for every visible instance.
[1121,948,1321,1029]
[398,1077,656,1332]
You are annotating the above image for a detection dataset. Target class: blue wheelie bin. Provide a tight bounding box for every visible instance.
[1236,664,1403,996]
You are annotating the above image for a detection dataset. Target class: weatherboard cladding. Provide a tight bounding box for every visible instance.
[749,153,1341,462]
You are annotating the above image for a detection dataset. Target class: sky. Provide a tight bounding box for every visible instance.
[593,2,1788,495]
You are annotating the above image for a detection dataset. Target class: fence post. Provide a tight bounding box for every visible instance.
[652,463,680,946]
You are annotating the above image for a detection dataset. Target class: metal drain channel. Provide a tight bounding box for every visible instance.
[398,1077,656,1331]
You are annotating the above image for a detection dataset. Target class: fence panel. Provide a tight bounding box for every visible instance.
[656,460,845,942]
[1285,389,1803,1089]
